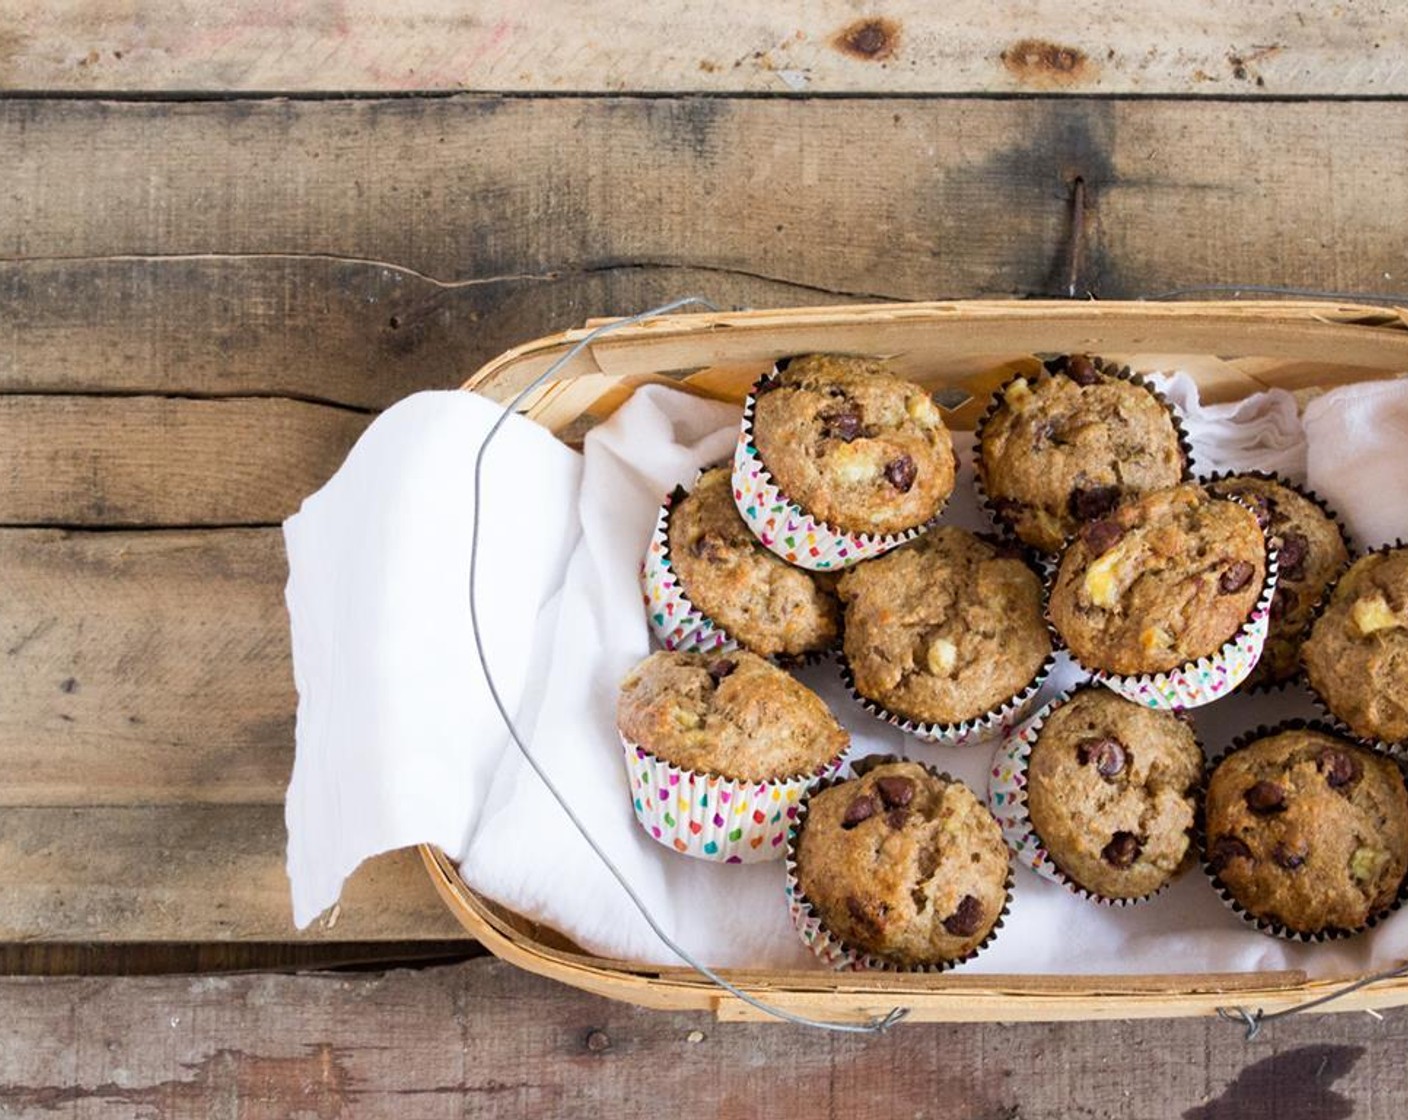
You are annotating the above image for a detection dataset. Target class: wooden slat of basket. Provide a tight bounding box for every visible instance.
[433,299,1408,1021]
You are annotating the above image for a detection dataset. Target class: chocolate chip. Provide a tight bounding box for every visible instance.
[1218,561,1256,594]
[820,405,862,442]
[1244,781,1287,814]
[1207,836,1253,873]
[885,808,910,830]
[942,895,985,937]
[991,497,1024,525]
[1102,831,1142,868]
[1076,736,1127,779]
[1269,586,1295,623]
[1238,492,1273,530]
[874,776,915,809]
[845,894,884,934]
[841,795,875,830]
[884,455,917,493]
[1272,841,1308,870]
[1277,531,1309,581]
[706,659,736,686]
[1081,518,1124,556]
[1069,485,1122,523]
[1064,354,1102,387]
[690,531,728,562]
[1318,748,1362,789]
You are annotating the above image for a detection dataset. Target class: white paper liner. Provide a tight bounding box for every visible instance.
[620,733,843,864]
[986,687,1198,906]
[1200,722,1408,942]
[640,486,739,655]
[731,369,943,571]
[784,757,1012,971]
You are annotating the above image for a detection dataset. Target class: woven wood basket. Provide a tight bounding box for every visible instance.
[422,299,1408,1023]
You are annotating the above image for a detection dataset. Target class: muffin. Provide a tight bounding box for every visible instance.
[1303,546,1408,746]
[1207,473,1349,687]
[789,759,1010,969]
[740,354,955,541]
[617,651,849,862]
[838,527,1052,736]
[660,466,839,658]
[1048,483,1269,697]
[1204,726,1408,936]
[976,354,1187,553]
[1022,687,1203,900]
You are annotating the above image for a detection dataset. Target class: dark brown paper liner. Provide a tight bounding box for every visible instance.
[1302,540,1408,756]
[732,367,948,570]
[1199,721,1408,942]
[987,685,1201,907]
[971,355,1195,554]
[1044,491,1280,709]
[1202,469,1354,694]
[784,755,1013,972]
[641,465,836,666]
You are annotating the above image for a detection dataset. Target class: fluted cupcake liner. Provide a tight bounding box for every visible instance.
[731,368,945,571]
[620,733,845,864]
[1047,493,1281,710]
[784,755,1013,971]
[1201,469,1353,695]
[1199,722,1408,942]
[985,687,1192,907]
[641,484,740,656]
[1303,539,1408,757]
[971,355,1195,555]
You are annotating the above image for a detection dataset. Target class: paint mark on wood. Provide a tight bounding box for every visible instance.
[1001,39,1097,87]
[1183,1044,1363,1120]
[833,19,900,62]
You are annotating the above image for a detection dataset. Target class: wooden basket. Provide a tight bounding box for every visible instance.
[421,299,1408,1023]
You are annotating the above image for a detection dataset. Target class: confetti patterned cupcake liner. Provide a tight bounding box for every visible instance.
[1047,493,1281,710]
[640,484,740,656]
[838,647,1054,750]
[620,733,844,864]
[1198,722,1408,942]
[1302,539,1408,756]
[971,355,1194,556]
[784,755,1013,971]
[731,369,944,571]
[1201,469,1353,695]
[986,686,1195,907]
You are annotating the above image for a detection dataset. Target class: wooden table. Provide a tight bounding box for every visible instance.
[3,5,1407,1115]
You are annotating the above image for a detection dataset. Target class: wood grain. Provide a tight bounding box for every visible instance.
[0,808,466,941]
[0,956,1399,1119]
[6,1,1408,96]
[0,397,370,525]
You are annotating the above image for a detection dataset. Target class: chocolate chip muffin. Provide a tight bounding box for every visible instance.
[667,467,840,658]
[1303,547,1408,746]
[792,761,1009,967]
[749,354,956,536]
[1025,687,1203,899]
[1204,727,1408,935]
[1049,484,1267,677]
[838,527,1051,727]
[616,651,848,782]
[977,355,1186,553]
[1207,474,1349,687]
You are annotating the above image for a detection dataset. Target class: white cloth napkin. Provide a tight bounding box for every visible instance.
[284,374,1408,979]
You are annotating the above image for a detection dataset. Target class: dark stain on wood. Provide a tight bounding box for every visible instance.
[1183,1044,1364,1120]
[833,18,900,62]
[0,1044,355,1117]
[1001,39,1096,87]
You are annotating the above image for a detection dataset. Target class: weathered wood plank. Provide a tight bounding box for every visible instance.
[2,530,293,806]
[0,956,1400,1119]
[0,397,370,525]
[0,809,466,941]
[5,99,1408,322]
[6,1,1408,96]
[0,940,480,976]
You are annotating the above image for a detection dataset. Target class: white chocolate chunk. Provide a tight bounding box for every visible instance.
[1003,378,1034,412]
[1351,845,1389,883]
[926,637,958,677]
[1352,596,1402,636]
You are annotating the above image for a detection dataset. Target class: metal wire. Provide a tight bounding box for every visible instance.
[1217,959,1408,1040]
[467,295,909,1034]
[1141,284,1408,305]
